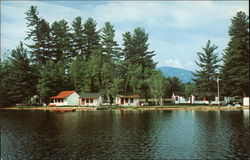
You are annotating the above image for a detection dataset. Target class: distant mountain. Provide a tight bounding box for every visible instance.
[157,66,195,83]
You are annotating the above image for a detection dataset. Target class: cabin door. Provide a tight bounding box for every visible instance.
[121,98,124,105]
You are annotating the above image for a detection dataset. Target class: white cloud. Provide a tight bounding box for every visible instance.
[164,59,183,69]
[1,1,248,70]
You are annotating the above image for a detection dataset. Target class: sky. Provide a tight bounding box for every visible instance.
[1,1,249,71]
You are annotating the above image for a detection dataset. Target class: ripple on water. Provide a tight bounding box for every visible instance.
[0,110,249,159]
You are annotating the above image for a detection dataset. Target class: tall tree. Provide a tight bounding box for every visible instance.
[71,16,85,57]
[25,6,52,64]
[123,28,156,69]
[51,19,72,62]
[0,60,12,107]
[122,27,156,101]
[2,42,37,106]
[149,70,166,106]
[221,11,249,97]
[193,40,221,101]
[69,56,86,93]
[83,17,100,60]
[37,60,70,104]
[101,22,121,60]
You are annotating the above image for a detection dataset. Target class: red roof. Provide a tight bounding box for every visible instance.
[50,91,76,99]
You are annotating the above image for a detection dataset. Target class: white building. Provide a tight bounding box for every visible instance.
[172,93,189,104]
[191,95,209,104]
[80,93,103,106]
[49,91,79,106]
[115,95,140,106]
[172,93,210,104]
[243,97,249,106]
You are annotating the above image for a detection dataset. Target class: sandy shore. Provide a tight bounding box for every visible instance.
[0,106,249,111]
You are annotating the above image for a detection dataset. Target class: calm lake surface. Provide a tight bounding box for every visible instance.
[1,110,249,159]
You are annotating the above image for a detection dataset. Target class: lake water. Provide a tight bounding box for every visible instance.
[0,110,249,159]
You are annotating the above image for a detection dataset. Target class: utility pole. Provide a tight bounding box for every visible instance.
[217,76,220,107]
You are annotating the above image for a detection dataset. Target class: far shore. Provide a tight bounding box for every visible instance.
[0,105,249,112]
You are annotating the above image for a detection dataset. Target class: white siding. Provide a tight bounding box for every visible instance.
[66,92,80,106]
[116,97,140,106]
[173,96,189,104]
[80,96,103,106]
[243,97,249,106]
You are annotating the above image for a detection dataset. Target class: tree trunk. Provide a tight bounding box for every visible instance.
[125,76,129,94]
[160,96,163,106]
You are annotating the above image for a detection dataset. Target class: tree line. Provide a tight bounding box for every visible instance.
[0,6,248,107]
[193,11,249,102]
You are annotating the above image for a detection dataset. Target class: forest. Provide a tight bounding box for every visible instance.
[0,6,249,107]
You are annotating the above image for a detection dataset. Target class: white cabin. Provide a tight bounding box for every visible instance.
[49,91,79,106]
[116,95,140,106]
[80,93,103,106]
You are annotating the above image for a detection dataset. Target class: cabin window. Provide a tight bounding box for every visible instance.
[81,99,85,103]
[125,98,128,103]
[86,99,89,103]
[130,98,133,103]
[60,98,64,103]
[175,97,178,101]
[50,99,53,103]
[90,99,93,103]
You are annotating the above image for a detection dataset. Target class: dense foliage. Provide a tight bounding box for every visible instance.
[0,6,176,107]
[192,40,221,101]
[220,11,249,97]
[0,7,248,107]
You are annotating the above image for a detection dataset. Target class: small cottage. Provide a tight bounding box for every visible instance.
[172,92,189,104]
[115,95,140,106]
[80,93,103,106]
[49,91,79,106]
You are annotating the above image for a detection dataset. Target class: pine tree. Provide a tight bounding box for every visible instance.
[4,42,37,105]
[25,6,52,64]
[101,22,121,60]
[37,60,71,104]
[164,77,182,98]
[122,27,156,100]
[83,17,100,60]
[51,20,72,62]
[193,40,221,101]
[221,11,249,97]
[0,60,12,107]
[71,16,85,57]
[69,56,87,93]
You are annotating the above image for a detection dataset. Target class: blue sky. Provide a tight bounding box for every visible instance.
[1,1,248,71]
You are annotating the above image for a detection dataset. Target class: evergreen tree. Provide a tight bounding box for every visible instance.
[122,27,156,100]
[221,11,249,97]
[71,16,85,57]
[51,19,72,62]
[69,56,86,93]
[25,6,52,64]
[83,17,100,60]
[3,42,37,105]
[0,60,12,107]
[37,60,70,104]
[164,77,182,98]
[193,40,221,101]
[101,22,121,60]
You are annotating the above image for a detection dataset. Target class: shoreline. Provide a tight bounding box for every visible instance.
[0,106,249,112]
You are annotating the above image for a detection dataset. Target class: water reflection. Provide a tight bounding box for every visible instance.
[0,110,249,159]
